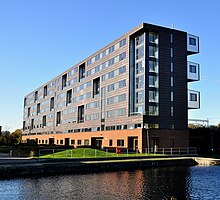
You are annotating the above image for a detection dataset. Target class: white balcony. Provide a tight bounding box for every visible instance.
[187,34,199,55]
[188,89,200,109]
[187,61,200,82]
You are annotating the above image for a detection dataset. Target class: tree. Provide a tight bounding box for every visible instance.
[11,129,22,145]
[0,131,11,145]
[0,129,22,145]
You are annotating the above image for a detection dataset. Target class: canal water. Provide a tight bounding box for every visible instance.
[0,166,219,200]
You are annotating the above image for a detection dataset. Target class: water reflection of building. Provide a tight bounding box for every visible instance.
[22,23,200,150]
[17,168,190,199]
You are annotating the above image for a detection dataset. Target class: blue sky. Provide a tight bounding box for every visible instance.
[0,0,220,131]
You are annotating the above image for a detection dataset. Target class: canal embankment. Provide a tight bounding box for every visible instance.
[1,156,219,179]
[0,156,197,179]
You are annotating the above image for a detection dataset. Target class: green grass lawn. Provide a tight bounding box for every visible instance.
[39,148,162,159]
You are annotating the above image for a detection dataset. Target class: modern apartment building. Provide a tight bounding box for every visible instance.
[22,23,200,151]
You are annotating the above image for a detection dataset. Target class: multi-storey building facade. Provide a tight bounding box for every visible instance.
[22,23,200,151]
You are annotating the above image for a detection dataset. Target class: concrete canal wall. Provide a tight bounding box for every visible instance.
[0,157,197,179]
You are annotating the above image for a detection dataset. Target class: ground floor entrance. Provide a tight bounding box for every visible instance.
[91,137,103,148]
[49,138,54,145]
[128,136,138,151]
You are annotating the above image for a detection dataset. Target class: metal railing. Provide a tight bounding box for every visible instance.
[38,147,197,158]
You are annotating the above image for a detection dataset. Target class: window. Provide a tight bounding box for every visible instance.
[170,62,173,72]
[42,115,46,127]
[23,121,26,131]
[60,140,63,145]
[87,69,92,77]
[189,37,196,46]
[37,103,40,114]
[24,98,27,107]
[136,34,144,46]
[190,93,197,101]
[87,59,92,66]
[109,139,113,146]
[86,101,99,109]
[34,91,38,102]
[77,140,82,145]
[149,32,158,43]
[170,77,173,87]
[108,80,126,92]
[119,80,126,88]
[107,94,126,105]
[171,91,174,102]
[119,38,126,47]
[79,63,85,81]
[135,105,143,113]
[109,45,114,53]
[78,105,84,123]
[93,77,100,98]
[31,119,34,130]
[84,139,89,145]
[149,46,157,58]
[117,139,124,147]
[102,50,106,58]
[86,92,91,99]
[27,107,30,117]
[108,58,114,66]
[149,105,159,116]
[108,71,114,79]
[108,84,114,92]
[43,85,48,98]
[136,91,144,103]
[170,33,173,43]
[56,111,61,125]
[149,91,158,102]
[170,48,173,58]
[148,124,159,129]
[136,60,144,74]
[119,66,126,74]
[95,54,100,61]
[149,76,158,87]
[102,62,107,70]
[71,140,75,145]
[107,108,126,118]
[149,61,158,73]
[85,113,99,121]
[102,74,107,82]
[119,52,126,61]
[66,89,72,105]
[62,74,67,89]
[190,65,196,73]
[95,65,100,73]
[68,70,73,77]
[136,75,144,89]
[50,97,54,111]
[171,106,174,116]
[136,46,144,60]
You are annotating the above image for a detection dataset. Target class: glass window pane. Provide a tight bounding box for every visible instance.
[136,75,144,89]
[136,60,144,74]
